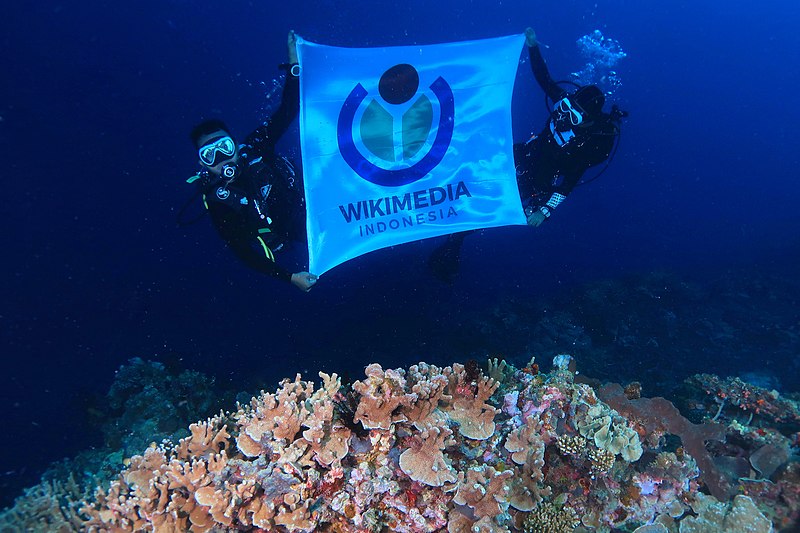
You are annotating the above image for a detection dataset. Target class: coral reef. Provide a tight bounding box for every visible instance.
[679,493,773,533]
[458,271,800,398]
[0,357,231,532]
[685,374,800,429]
[596,383,728,500]
[1,355,795,532]
[679,373,800,530]
[100,357,226,452]
[0,476,88,533]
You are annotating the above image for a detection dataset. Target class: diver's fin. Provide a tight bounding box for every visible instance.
[428,232,468,284]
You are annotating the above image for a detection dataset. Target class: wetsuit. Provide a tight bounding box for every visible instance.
[428,46,617,282]
[197,72,303,282]
[515,45,616,217]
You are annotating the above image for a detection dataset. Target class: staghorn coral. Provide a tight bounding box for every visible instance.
[176,417,231,459]
[488,356,516,386]
[402,371,452,431]
[234,374,314,457]
[0,475,87,533]
[302,373,353,468]
[555,435,587,457]
[587,447,615,476]
[505,417,547,466]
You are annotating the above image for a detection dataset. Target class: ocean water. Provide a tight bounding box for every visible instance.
[1,0,799,514]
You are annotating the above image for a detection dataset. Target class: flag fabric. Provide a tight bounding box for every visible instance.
[297,34,527,275]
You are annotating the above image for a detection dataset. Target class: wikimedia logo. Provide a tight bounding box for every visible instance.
[337,63,455,187]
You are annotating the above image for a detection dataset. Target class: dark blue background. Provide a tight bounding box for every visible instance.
[2,0,798,506]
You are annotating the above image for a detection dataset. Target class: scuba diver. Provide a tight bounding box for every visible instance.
[429,26,627,282]
[183,31,318,293]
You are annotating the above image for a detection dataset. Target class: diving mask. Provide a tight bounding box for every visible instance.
[554,97,584,127]
[199,136,236,166]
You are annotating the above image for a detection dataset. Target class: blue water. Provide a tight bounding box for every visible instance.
[2,0,799,508]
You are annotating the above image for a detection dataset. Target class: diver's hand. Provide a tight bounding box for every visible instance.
[526,209,547,227]
[291,271,318,292]
[287,30,299,64]
[525,27,538,48]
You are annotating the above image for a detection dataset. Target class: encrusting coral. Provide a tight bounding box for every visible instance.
[0,355,785,532]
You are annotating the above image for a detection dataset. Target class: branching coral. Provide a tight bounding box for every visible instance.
[0,475,87,533]
[402,371,451,430]
[234,375,315,457]
[522,500,579,532]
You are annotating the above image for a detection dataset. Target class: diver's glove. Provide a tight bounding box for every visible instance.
[280,30,300,77]
[524,27,538,48]
[287,30,298,63]
[525,205,550,227]
[291,272,318,292]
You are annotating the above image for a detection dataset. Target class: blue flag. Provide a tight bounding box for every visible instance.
[297,35,527,275]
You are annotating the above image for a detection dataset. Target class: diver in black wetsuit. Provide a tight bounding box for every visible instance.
[186,31,318,293]
[515,27,622,226]
[429,27,626,282]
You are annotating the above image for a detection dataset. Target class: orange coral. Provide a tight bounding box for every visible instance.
[444,365,500,440]
[453,465,513,519]
[506,454,551,512]
[352,363,417,430]
[235,375,317,457]
[273,500,317,532]
[504,417,546,465]
[175,418,231,459]
[402,373,451,430]
[4,355,737,533]
[398,426,457,486]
